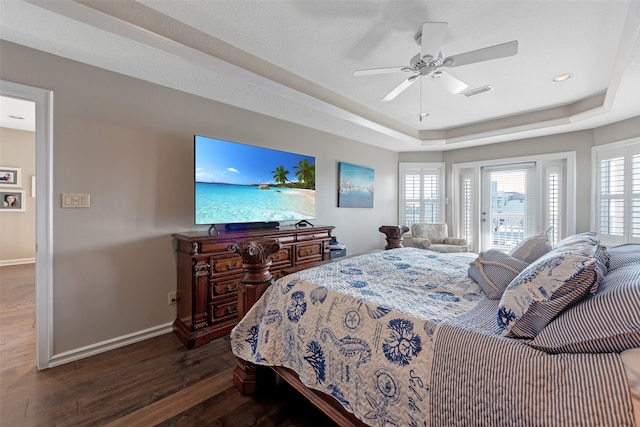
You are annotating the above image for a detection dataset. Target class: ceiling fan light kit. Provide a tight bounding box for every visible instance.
[353,22,519,104]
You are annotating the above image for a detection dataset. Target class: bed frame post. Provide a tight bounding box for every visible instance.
[228,239,282,395]
[379,225,410,249]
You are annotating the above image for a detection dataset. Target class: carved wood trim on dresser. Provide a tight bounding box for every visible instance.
[172,225,334,349]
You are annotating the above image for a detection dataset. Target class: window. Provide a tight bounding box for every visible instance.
[399,163,444,227]
[462,176,472,245]
[542,161,565,245]
[593,139,640,244]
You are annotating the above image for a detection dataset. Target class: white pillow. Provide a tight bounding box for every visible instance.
[509,227,552,264]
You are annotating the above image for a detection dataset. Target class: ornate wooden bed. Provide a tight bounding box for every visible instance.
[229,236,640,426]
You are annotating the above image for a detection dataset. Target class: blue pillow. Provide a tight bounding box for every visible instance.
[468,250,529,299]
[497,243,608,338]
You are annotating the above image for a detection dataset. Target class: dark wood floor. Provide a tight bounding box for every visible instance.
[0,264,336,426]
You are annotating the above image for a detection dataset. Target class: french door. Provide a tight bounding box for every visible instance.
[454,153,574,253]
[480,164,536,251]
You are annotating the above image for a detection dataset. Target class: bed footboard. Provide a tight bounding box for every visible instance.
[230,239,368,426]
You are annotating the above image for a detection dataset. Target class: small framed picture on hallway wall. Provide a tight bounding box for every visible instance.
[0,167,21,188]
[1,190,26,212]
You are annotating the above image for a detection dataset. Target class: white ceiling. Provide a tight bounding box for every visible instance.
[0,96,35,132]
[1,1,639,151]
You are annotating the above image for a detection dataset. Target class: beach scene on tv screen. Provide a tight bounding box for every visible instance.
[195,137,316,224]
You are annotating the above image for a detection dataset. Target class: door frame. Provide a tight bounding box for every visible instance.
[1,80,54,370]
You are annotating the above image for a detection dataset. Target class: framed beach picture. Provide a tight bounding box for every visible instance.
[0,190,26,212]
[0,167,21,187]
[338,162,374,208]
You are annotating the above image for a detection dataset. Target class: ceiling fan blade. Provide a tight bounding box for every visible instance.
[444,40,518,68]
[382,75,419,102]
[431,71,468,94]
[353,66,408,77]
[420,22,448,60]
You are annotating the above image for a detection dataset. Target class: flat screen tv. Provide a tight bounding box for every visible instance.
[194,135,316,227]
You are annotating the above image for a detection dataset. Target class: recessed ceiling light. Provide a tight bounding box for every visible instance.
[553,73,573,82]
[9,115,25,120]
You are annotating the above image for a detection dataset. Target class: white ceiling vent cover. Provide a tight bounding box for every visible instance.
[462,85,494,97]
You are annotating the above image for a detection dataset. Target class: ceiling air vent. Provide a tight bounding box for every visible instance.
[462,85,494,97]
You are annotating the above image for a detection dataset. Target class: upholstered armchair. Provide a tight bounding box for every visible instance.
[411,222,469,253]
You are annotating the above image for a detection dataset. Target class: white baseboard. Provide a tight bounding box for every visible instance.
[0,258,36,266]
[47,322,173,368]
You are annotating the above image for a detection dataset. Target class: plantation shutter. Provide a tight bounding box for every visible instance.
[399,163,444,227]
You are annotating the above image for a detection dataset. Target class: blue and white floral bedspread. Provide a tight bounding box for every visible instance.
[231,248,483,427]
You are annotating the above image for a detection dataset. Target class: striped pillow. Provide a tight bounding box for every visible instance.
[468,250,529,299]
[528,262,640,353]
[497,244,608,339]
[607,243,640,271]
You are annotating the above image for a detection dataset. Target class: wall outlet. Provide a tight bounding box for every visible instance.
[168,291,177,305]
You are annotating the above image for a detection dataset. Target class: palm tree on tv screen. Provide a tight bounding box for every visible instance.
[272,165,290,186]
[294,159,315,189]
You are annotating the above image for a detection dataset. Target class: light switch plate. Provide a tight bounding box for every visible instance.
[61,193,90,208]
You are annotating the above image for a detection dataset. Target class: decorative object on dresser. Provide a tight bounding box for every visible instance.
[328,235,347,259]
[378,225,410,249]
[172,225,334,349]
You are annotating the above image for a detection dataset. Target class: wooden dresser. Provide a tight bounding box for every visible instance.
[172,225,334,349]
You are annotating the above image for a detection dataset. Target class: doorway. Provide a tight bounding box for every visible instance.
[0,80,53,369]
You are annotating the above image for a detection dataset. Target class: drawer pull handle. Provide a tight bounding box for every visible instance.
[225,284,238,292]
[225,306,237,315]
[225,261,239,270]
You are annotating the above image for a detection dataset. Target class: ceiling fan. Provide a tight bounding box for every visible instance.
[354,22,518,102]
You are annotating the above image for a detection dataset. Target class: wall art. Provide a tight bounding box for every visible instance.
[338,162,374,208]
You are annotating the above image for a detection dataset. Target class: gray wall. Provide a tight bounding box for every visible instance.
[1,41,398,355]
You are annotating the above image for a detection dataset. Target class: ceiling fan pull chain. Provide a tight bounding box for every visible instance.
[419,77,423,122]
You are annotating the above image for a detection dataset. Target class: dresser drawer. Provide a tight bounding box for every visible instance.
[270,246,291,264]
[296,230,331,242]
[210,278,240,297]
[209,297,238,322]
[210,255,243,275]
[296,242,324,262]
